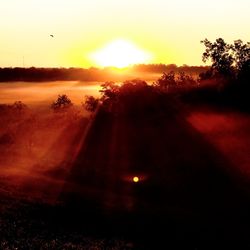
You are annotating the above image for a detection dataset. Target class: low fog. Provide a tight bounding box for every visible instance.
[0,81,99,202]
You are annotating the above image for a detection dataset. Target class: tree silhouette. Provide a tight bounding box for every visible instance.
[231,40,250,82]
[201,38,250,81]
[176,71,196,86]
[232,40,250,70]
[154,71,176,91]
[201,38,234,78]
[12,101,27,114]
[153,71,197,91]
[99,82,119,102]
[98,79,170,117]
[51,94,73,112]
[83,95,99,112]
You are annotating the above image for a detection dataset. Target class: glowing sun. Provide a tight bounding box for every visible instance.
[90,39,151,68]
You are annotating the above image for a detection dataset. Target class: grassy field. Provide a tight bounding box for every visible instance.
[0,192,133,250]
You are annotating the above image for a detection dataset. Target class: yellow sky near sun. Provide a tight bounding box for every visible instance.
[0,0,249,68]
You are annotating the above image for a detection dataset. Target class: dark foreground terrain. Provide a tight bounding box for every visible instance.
[1,91,250,249]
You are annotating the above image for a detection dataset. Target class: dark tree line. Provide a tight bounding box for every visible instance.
[131,64,209,75]
[0,65,208,82]
[2,37,249,115]
[0,67,114,82]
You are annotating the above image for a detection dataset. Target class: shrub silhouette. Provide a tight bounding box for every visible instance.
[98,79,173,118]
[83,95,99,112]
[0,102,28,121]
[12,101,27,113]
[154,71,176,91]
[100,81,120,102]
[153,71,197,91]
[51,94,73,112]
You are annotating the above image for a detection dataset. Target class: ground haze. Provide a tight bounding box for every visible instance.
[1,76,250,249]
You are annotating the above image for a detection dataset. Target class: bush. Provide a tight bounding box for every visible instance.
[154,71,197,91]
[83,96,99,112]
[154,71,176,91]
[12,101,27,112]
[51,95,73,112]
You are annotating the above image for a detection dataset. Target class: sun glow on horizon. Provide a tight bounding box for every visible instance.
[0,1,249,67]
[89,39,152,68]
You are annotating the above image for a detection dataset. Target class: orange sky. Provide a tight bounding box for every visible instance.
[0,0,249,68]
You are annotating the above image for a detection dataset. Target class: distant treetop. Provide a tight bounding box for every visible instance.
[201,38,250,82]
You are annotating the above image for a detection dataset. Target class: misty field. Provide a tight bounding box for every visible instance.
[0,81,102,202]
[0,0,249,245]
[1,78,250,249]
[0,81,100,106]
[2,81,250,201]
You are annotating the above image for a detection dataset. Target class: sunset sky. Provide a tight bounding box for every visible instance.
[0,0,249,68]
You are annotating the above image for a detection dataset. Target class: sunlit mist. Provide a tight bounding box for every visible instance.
[90,39,152,68]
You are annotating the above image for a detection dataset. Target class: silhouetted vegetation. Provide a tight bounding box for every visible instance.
[154,71,176,91]
[51,94,73,112]
[99,80,151,114]
[189,38,250,110]
[200,38,250,83]
[96,78,180,118]
[0,97,89,179]
[201,38,235,78]
[131,64,209,75]
[0,65,208,82]
[98,71,197,111]
[0,101,27,115]
[83,95,99,112]
[153,71,197,92]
